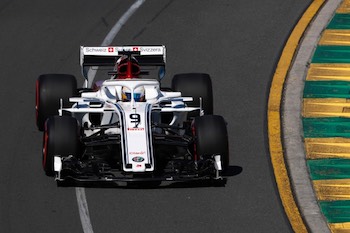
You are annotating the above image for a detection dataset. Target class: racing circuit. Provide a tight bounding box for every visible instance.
[0,0,340,232]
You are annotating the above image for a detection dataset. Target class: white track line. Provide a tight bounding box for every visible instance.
[76,188,94,233]
[75,1,145,232]
[102,0,145,46]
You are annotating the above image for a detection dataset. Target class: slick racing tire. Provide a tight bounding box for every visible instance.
[172,73,213,117]
[36,74,77,131]
[43,116,81,176]
[193,115,229,171]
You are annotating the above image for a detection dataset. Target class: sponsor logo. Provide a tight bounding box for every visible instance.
[85,47,107,53]
[127,127,145,131]
[108,47,114,52]
[129,151,146,155]
[132,156,145,162]
[133,47,139,51]
[141,47,162,53]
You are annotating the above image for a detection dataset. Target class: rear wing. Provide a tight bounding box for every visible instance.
[80,45,166,87]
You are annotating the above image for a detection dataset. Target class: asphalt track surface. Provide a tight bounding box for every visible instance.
[0,1,312,232]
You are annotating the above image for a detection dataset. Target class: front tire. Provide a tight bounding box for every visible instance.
[192,115,229,171]
[43,116,81,176]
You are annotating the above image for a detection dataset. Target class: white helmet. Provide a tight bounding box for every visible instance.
[122,86,145,102]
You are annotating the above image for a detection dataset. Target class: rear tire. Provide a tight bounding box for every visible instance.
[43,116,81,176]
[193,115,229,171]
[172,73,213,117]
[36,74,77,131]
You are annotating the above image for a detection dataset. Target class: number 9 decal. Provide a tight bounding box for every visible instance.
[130,113,141,128]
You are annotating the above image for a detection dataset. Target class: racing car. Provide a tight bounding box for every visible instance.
[35,45,229,186]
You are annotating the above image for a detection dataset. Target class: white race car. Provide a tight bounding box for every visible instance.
[35,45,229,186]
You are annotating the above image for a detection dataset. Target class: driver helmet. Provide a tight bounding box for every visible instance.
[116,55,140,79]
[122,86,145,102]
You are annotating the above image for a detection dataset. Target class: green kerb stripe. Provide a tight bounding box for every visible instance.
[312,46,350,63]
[304,81,350,98]
[303,118,350,138]
[320,200,350,223]
[308,159,350,180]
[327,14,350,29]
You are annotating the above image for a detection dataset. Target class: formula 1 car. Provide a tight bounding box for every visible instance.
[35,45,229,186]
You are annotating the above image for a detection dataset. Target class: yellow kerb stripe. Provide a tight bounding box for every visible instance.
[305,137,350,159]
[313,179,350,201]
[337,0,350,13]
[303,98,350,118]
[320,30,350,46]
[330,222,350,233]
[307,64,350,81]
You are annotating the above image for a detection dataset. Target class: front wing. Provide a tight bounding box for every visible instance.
[53,154,225,185]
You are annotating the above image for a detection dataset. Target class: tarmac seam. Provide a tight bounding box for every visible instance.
[282,0,342,232]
